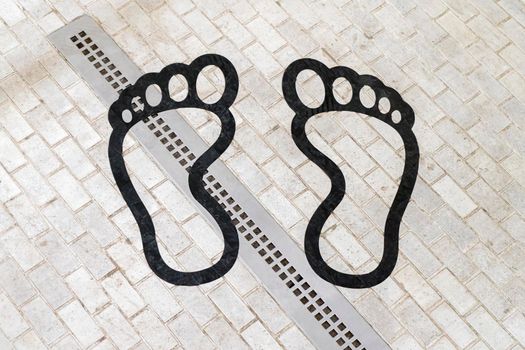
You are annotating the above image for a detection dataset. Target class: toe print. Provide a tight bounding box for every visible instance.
[283,58,420,288]
[108,54,239,286]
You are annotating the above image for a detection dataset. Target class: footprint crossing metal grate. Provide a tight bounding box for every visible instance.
[49,15,389,350]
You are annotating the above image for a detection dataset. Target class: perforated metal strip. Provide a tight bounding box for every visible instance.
[49,16,389,350]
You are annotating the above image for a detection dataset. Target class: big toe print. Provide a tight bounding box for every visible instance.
[108,54,239,286]
[283,58,420,288]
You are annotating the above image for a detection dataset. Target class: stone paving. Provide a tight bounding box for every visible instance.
[1,0,525,349]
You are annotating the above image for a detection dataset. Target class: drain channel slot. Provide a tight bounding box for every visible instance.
[49,15,389,350]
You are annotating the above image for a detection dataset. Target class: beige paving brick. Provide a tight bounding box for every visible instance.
[0,0,25,26]
[266,127,305,168]
[325,224,371,268]
[431,269,478,315]
[124,147,165,189]
[0,56,12,81]
[0,25,18,54]
[467,307,515,350]
[0,293,29,340]
[29,263,73,310]
[259,186,302,229]
[400,232,442,277]
[245,287,290,333]
[33,77,73,116]
[0,331,10,350]
[372,274,405,307]
[262,157,305,197]
[204,316,249,349]
[468,120,512,160]
[1,103,34,141]
[101,271,145,317]
[184,10,221,45]
[66,81,106,120]
[209,284,254,330]
[5,46,46,84]
[146,30,187,65]
[502,213,525,244]
[6,194,48,238]
[468,243,513,285]
[14,330,47,349]
[243,43,282,79]
[132,309,178,350]
[391,332,424,350]
[395,265,440,310]
[38,12,64,34]
[36,230,80,276]
[52,335,80,350]
[503,312,525,345]
[355,293,402,342]
[0,166,21,202]
[376,4,416,41]
[13,164,55,206]
[241,321,283,350]
[119,2,156,37]
[0,258,36,306]
[136,275,182,322]
[432,176,476,217]
[22,298,66,345]
[467,179,514,222]
[403,59,446,97]
[49,168,91,211]
[374,31,414,67]
[296,162,329,198]
[171,284,216,326]
[58,301,103,348]
[435,90,478,129]
[501,71,525,104]
[71,234,115,280]
[393,297,441,346]
[76,202,120,247]
[1,226,42,271]
[246,17,285,53]
[0,130,26,172]
[182,215,224,258]
[501,181,525,216]
[467,210,513,254]
[42,199,84,243]
[19,135,60,176]
[276,20,317,57]
[168,312,214,350]
[107,241,149,284]
[224,261,258,297]
[467,273,514,320]
[228,153,271,194]
[500,17,525,50]
[12,19,52,57]
[96,305,141,349]
[152,211,191,256]
[431,302,476,348]
[278,326,315,350]
[437,11,477,46]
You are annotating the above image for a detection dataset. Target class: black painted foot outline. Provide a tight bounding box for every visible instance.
[283,59,420,288]
[108,54,239,286]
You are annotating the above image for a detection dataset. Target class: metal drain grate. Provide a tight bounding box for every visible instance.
[49,16,389,350]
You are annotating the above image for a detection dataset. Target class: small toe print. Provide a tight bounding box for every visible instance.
[108,54,240,286]
[283,58,420,288]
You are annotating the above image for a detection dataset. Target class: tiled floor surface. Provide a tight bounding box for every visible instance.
[0,0,525,349]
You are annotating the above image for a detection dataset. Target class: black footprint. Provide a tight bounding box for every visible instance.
[283,58,420,288]
[108,54,239,286]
